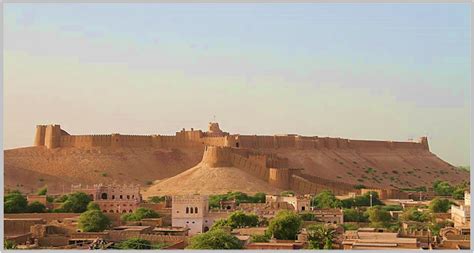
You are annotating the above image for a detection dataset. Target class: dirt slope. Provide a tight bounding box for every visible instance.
[4,146,203,194]
[142,162,282,198]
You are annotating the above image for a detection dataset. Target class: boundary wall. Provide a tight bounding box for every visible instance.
[33,124,429,151]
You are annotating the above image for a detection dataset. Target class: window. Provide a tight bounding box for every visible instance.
[120,195,123,199]
[190,207,194,214]
[101,193,108,200]
[186,207,189,214]
[195,207,198,213]
[112,195,115,200]
[301,206,305,211]
[109,210,114,213]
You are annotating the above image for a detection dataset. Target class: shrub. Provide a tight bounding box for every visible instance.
[59,192,92,213]
[267,210,302,240]
[4,191,28,213]
[79,209,110,232]
[115,238,153,249]
[311,190,342,209]
[429,197,452,213]
[27,201,46,213]
[36,187,48,196]
[187,229,243,249]
[121,207,160,221]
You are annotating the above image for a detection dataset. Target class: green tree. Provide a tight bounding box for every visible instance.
[252,192,266,203]
[4,191,28,213]
[115,238,153,249]
[365,206,391,228]
[36,186,48,196]
[429,197,452,213]
[433,180,454,196]
[79,209,111,232]
[4,239,17,249]
[148,196,166,203]
[86,202,101,211]
[187,229,243,249]
[267,210,302,240]
[60,192,92,213]
[343,208,368,222]
[227,211,259,228]
[311,190,342,209]
[400,207,431,222]
[210,219,231,231]
[121,207,160,221]
[27,201,46,213]
[307,224,336,249]
[342,191,383,208]
[299,212,317,221]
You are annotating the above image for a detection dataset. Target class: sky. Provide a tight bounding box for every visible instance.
[4,4,471,166]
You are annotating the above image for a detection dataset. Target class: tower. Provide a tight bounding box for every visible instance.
[44,125,61,149]
[34,125,47,146]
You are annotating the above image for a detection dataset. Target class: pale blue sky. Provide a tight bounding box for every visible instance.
[4,4,471,165]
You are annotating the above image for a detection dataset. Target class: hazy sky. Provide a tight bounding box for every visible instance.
[4,4,470,166]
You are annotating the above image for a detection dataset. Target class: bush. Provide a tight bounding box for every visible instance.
[342,191,383,208]
[115,238,156,249]
[27,201,46,213]
[400,207,432,222]
[87,202,101,211]
[365,206,391,228]
[208,192,266,208]
[79,209,110,232]
[227,211,259,228]
[36,187,48,196]
[267,210,302,240]
[250,234,270,243]
[4,191,28,213]
[280,191,295,197]
[148,196,166,203]
[343,208,368,222]
[187,229,243,249]
[299,212,317,221]
[429,197,451,213]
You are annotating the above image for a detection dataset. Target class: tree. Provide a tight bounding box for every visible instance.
[60,192,92,213]
[121,207,160,221]
[79,209,111,232]
[187,229,243,249]
[267,210,302,240]
[252,192,266,203]
[36,187,48,196]
[227,211,259,228]
[299,212,317,221]
[4,239,17,249]
[311,190,342,208]
[148,196,166,203]
[400,207,431,222]
[4,191,28,213]
[115,238,152,249]
[210,219,231,231]
[87,202,101,211]
[365,206,391,228]
[429,197,451,213]
[342,191,383,208]
[307,224,336,249]
[433,180,454,196]
[343,208,368,222]
[27,201,46,213]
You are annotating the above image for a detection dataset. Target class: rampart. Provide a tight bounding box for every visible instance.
[33,123,429,152]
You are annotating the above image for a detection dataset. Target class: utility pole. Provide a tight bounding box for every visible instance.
[370,192,373,207]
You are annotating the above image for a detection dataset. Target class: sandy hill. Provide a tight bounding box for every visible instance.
[142,162,282,198]
[4,146,203,194]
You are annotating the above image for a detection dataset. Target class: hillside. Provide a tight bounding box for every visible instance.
[142,162,282,198]
[4,144,468,195]
[4,146,203,194]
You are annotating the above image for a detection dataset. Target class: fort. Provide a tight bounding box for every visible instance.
[33,122,430,151]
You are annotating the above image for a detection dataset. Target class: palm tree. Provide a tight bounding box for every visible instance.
[306,224,336,249]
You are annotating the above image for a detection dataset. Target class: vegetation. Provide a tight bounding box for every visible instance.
[208,192,265,208]
[429,197,452,213]
[187,229,243,249]
[27,201,47,213]
[280,190,295,197]
[57,192,92,213]
[381,205,403,212]
[4,239,17,249]
[343,208,368,222]
[148,196,166,203]
[4,191,28,213]
[365,206,392,228]
[121,207,160,221]
[86,202,101,211]
[78,204,111,232]
[342,223,359,231]
[311,190,342,209]
[299,212,318,221]
[250,234,270,243]
[114,238,167,249]
[342,191,383,208]
[400,208,431,222]
[433,180,468,199]
[267,210,302,240]
[306,224,336,249]
[210,211,259,229]
[36,186,48,195]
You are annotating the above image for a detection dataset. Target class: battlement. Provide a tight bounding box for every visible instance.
[32,123,430,151]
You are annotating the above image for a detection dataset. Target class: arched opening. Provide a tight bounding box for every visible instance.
[109,210,114,213]
[129,209,133,213]
[103,210,107,213]
[89,194,94,200]
[127,195,130,199]
[120,195,123,199]
[301,206,305,211]
[101,193,108,200]
[236,142,239,148]
[186,207,189,214]
[132,195,135,199]
[195,207,198,213]
[226,206,231,210]
[122,210,127,213]
[190,207,194,214]
[204,226,209,232]
[333,221,337,224]
[112,195,115,200]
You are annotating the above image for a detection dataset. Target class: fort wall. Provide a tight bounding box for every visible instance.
[33,124,430,152]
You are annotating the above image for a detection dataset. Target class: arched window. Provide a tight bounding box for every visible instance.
[89,194,94,200]
[132,195,135,199]
[103,210,107,213]
[109,210,114,213]
[122,210,127,213]
[120,195,123,199]
[186,207,189,214]
[301,206,305,211]
[127,195,130,199]
[190,207,194,214]
[112,195,115,200]
[101,193,108,200]
[129,210,133,213]
[195,207,198,214]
